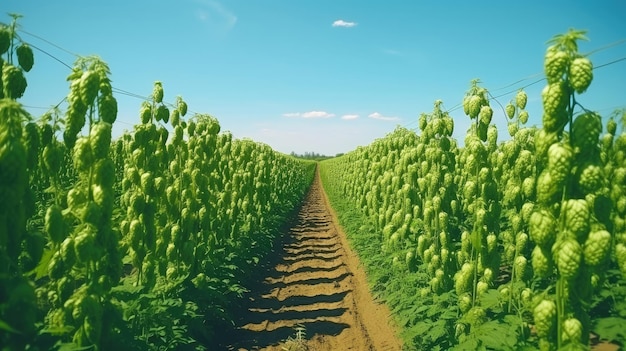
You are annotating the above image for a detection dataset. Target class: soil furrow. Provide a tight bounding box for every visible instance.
[222,168,402,351]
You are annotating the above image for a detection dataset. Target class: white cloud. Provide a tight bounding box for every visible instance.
[303,111,335,118]
[283,111,335,119]
[342,114,359,120]
[332,19,357,28]
[195,0,237,32]
[368,112,400,121]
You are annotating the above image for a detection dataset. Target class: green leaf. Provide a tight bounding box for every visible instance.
[57,342,94,351]
[593,317,626,342]
[0,319,20,334]
[29,248,53,280]
[479,289,501,310]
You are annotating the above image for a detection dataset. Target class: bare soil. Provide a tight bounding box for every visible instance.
[222,170,402,351]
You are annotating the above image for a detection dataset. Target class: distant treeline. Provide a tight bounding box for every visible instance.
[289,151,342,161]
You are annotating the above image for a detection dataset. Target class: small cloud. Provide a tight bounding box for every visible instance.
[332,19,357,28]
[342,114,359,120]
[195,0,237,32]
[368,112,400,121]
[283,111,335,119]
[302,111,335,118]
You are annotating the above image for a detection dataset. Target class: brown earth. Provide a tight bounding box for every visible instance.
[222,169,402,351]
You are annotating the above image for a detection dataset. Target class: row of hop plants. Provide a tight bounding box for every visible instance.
[320,29,626,350]
[0,16,315,351]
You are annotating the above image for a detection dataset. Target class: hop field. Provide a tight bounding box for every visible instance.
[1,13,625,351]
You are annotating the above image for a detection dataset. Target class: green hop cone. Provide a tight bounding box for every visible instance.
[583,229,611,266]
[607,118,617,135]
[571,112,602,152]
[532,245,554,278]
[533,299,557,339]
[562,199,590,240]
[547,142,573,184]
[98,94,117,124]
[529,209,557,247]
[516,90,528,109]
[569,56,593,94]
[519,110,529,124]
[45,204,66,244]
[79,70,100,105]
[576,162,604,195]
[2,64,27,99]
[468,95,482,119]
[0,28,10,54]
[542,81,569,115]
[72,137,94,172]
[139,101,151,124]
[153,81,164,103]
[544,46,569,83]
[562,317,583,344]
[178,100,188,116]
[555,238,582,280]
[505,103,515,119]
[89,122,112,159]
[16,43,35,72]
[479,105,493,125]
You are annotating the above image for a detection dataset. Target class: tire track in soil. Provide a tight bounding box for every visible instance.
[222,169,402,351]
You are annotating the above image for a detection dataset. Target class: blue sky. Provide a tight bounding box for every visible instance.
[3,0,626,155]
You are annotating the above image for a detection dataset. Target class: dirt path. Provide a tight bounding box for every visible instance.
[222,169,402,351]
